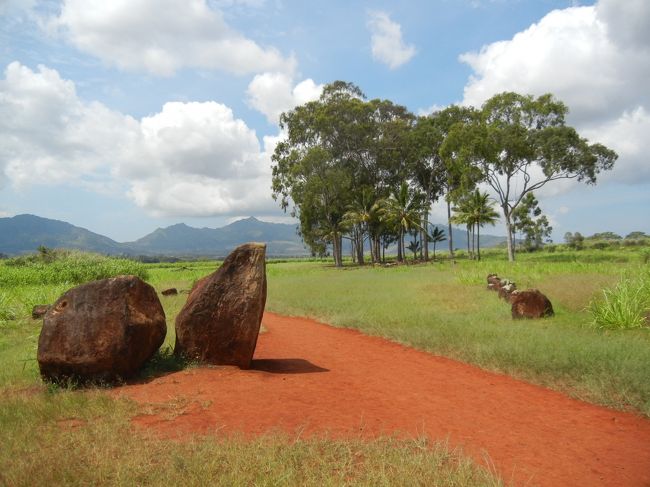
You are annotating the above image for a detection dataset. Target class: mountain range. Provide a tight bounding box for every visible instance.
[0,214,506,258]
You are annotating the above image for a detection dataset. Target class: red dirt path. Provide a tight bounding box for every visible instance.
[116,313,650,487]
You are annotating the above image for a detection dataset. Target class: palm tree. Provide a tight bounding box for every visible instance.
[407,239,421,260]
[379,183,425,262]
[467,190,500,261]
[451,196,474,258]
[428,225,447,260]
[342,188,377,265]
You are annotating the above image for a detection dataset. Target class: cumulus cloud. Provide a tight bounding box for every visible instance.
[0,62,277,217]
[367,11,416,69]
[458,0,650,186]
[246,72,323,124]
[45,0,295,76]
[0,62,139,190]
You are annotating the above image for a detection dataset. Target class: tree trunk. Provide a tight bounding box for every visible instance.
[504,210,515,262]
[356,228,364,266]
[477,225,481,261]
[471,224,475,259]
[397,228,403,262]
[466,227,470,258]
[332,233,342,267]
[447,198,454,258]
[422,211,429,262]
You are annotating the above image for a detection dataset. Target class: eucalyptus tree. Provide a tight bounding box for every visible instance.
[511,192,552,251]
[444,92,617,261]
[272,82,372,267]
[414,106,481,259]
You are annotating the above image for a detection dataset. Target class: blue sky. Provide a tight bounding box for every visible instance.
[1,0,648,242]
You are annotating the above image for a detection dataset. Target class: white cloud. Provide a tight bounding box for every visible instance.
[582,106,650,184]
[367,11,416,69]
[246,72,323,124]
[417,103,446,116]
[0,62,278,217]
[45,0,295,76]
[458,0,650,189]
[0,62,139,190]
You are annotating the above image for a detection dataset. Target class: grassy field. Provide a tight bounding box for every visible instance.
[0,252,503,486]
[264,250,650,416]
[1,247,649,485]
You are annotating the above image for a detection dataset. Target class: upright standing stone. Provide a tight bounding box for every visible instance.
[38,275,167,383]
[174,242,267,369]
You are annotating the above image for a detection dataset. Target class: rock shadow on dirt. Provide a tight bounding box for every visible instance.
[251,358,329,374]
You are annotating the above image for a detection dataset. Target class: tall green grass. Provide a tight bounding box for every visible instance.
[589,270,650,330]
[0,250,148,286]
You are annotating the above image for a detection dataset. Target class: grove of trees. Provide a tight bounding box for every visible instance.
[271,81,618,266]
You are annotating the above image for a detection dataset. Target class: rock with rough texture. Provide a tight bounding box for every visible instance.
[487,274,501,291]
[511,289,554,319]
[38,275,166,383]
[161,288,178,296]
[32,305,50,319]
[174,242,267,369]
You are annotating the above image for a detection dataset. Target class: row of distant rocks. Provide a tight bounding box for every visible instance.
[36,243,267,384]
[487,274,554,319]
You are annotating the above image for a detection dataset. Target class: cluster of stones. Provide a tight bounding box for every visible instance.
[36,243,267,384]
[487,273,554,319]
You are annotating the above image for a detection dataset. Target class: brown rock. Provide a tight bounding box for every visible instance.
[174,242,267,369]
[487,274,501,291]
[498,282,517,301]
[37,275,166,383]
[161,288,178,296]
[32,304,50,319]
[510,289,554,319]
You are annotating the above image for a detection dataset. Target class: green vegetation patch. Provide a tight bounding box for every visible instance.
[589,270,650,330]
[0,249,149,287]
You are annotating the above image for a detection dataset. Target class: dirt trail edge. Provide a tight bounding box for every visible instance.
[116,312,650,487]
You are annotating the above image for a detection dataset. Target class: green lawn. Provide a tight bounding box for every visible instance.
[1,247,648,485]
[0,253,505,486]
[264,251,650,415]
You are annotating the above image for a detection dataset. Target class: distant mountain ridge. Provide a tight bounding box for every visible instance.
[0,214,506,257]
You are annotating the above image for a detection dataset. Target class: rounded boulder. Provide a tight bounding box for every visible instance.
[37,275,167,383]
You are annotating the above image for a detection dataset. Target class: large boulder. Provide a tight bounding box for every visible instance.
[487,274,502,291]
[38,275,166,383]
[510,289,554,319]
[174,242,267,369]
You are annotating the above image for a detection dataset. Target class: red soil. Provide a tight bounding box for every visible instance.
[116,313,650,487]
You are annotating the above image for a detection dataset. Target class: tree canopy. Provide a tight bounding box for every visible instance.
[272,83,617,266]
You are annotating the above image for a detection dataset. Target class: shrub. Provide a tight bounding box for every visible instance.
[589,272,650,330]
